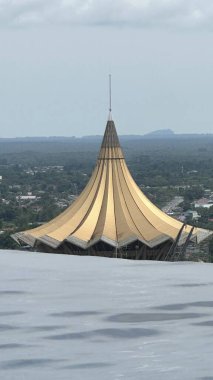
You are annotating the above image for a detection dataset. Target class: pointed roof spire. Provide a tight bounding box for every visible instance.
[100,120,121,149]
[108,74,112,121]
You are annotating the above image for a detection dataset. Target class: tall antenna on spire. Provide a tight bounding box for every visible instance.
[108,74,112,121]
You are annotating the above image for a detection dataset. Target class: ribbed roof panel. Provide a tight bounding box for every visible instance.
[13,116,212,251]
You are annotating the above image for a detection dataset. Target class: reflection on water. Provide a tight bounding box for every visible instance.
[154,301,213,310]
[62,362,113,369]
[173,283,213,288]
[0,344,28,350]
[46,327,159,341]
[1,359,61,370]
[1,251,213,380]
[50,310,101,317]
[106,312,205,323]
[0,311,25,316]
[0,324,20,331]
[0,290,29,295]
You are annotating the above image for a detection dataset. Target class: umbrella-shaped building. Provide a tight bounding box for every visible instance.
[13,111,212,260]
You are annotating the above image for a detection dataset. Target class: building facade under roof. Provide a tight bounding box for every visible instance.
[13,115,212,260]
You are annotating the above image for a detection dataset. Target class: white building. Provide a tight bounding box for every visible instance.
[194,198,213,209]
[16,195,37,201]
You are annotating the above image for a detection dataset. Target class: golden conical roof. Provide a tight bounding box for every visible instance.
[14,117,212,250]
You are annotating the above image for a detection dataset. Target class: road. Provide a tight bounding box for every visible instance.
[162,196,183,213]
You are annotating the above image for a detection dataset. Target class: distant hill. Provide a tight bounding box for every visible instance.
[143,129,175,138]
[0,130,213,142]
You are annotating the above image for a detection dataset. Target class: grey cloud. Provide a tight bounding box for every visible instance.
[1,0,213,29]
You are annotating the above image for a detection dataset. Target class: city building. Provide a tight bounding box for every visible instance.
[194,198,213,209]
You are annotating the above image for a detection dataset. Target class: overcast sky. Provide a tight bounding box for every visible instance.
[1,0,213,137]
